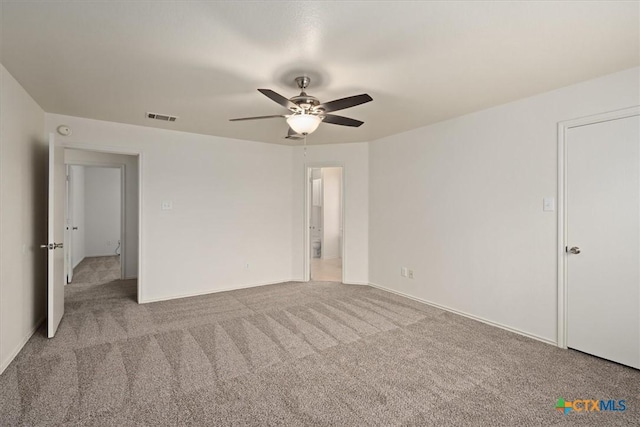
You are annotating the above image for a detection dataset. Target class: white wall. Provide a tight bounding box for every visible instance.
[322,167,342,260]
[84,167,121,257]
[69,165,85,268]
[292,143,369,284]
[65,149,139,278]
[369,67,640,344]
[46,114,293,302]
[0,65,47,374]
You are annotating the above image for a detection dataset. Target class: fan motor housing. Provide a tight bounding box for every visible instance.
[290,94,320,111]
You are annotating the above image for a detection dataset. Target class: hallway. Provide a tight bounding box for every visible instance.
[310,258,342,282]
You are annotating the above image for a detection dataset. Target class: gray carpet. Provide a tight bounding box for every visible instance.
[1,280,638,426]
[69,256,121,286]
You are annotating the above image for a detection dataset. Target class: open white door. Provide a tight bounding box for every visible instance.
[45,133,66,338]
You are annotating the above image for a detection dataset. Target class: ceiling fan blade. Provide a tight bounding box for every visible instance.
[322,114,364,127]
[317,94,372,113]
[258,89,298,110]
[229,115,285,122]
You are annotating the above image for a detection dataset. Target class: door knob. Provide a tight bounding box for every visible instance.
[569,246,581,254]
[40,243,63,250]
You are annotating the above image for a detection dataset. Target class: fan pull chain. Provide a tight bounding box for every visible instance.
[304,134,307,156]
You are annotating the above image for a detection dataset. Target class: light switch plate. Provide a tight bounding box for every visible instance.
[543,197,555,212]
[161,201,173,210]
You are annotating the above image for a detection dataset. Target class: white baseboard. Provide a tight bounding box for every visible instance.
[139,278,296,304]
[290,277,369,286]
[124,275,138,280]
[0,315,46,375]
[367,282,557,346]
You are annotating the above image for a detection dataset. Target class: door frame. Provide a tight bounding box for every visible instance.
[58,142,144,303]
[65,164,73,283]
[556,105,640,349]
[303,162,345,283]
[65,162,126,282]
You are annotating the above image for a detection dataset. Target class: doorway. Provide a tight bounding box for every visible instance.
[558,107,640,369]
[62,148,140,296]
[47,138,142,338]
[307,166,344,282]
[65,164,124,285]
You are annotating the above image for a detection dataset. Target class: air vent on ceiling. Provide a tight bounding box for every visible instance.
[146,112,178,122]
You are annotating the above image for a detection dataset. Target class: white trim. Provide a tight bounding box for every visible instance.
[61,142,142,156]
[304,167,310,281]
[57,141,143,303]
[137,152,143,303]
[85,252,122,258]
[556,106,640,349]
[304,162,346,283]
[119,165,125,279]
[0,316,45,375]
[139,278,295,304]
[368,282,556,346]
[65,164,72,283]
[64,160,127,168]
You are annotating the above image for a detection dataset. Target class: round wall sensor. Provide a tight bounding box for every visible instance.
[57,125,72,136]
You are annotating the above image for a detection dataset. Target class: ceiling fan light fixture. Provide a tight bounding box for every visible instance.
[286,113,322,135]
[230,77,373,137]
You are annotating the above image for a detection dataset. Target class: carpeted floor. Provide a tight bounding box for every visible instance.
[70,255,121,286]
[1,280,638,426]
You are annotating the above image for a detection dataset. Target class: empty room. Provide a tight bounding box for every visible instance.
[0,1,639,425]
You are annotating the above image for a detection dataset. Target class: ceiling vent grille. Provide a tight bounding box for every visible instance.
[147,112,178,122]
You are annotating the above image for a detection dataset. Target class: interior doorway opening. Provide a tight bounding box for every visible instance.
[66,164,123,285]
[307,166,344,282]
[63,148,140,299]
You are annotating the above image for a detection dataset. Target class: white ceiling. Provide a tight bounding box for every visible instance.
[1,1,638,145]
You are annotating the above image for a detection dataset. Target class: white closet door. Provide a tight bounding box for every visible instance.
[566,114,639,369]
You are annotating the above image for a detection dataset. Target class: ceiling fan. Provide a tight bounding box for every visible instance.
[230,76,373,137]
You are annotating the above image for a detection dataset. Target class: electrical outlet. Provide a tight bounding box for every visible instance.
[407,269,414,279]
[401,267,407,277]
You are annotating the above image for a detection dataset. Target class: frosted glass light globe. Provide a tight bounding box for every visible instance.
[287,113,322,135]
